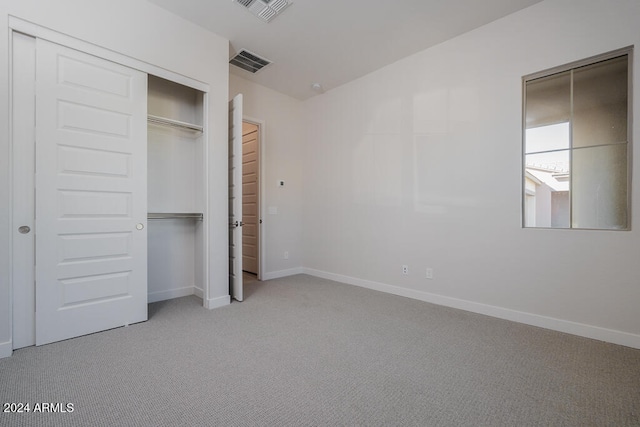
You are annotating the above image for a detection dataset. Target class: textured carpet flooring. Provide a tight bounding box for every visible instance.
[1,274,639,426]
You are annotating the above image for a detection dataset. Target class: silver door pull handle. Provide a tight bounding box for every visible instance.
[136,223,144,230]
[18,226,31,234]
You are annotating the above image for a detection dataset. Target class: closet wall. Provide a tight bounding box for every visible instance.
[147,76,206,302]
[0,0,231,358]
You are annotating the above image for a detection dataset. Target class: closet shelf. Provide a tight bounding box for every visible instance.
[147,114,203,133]
[148,212,203,221]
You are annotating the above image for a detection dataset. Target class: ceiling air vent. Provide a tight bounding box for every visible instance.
[233,0,292,23]
[229,49,272,74]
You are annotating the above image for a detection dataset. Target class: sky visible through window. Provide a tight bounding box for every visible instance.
[525,122,570,191]
[526,122,570,168]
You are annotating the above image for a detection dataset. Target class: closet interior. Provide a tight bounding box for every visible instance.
[147,75,207,303]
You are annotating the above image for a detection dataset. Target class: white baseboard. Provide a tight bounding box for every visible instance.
[205,294,230,310]
[0,340,12,359]
[302,268,640,349]
[262,267,304,281]
[193,286,204,299]
[148,286,195,304]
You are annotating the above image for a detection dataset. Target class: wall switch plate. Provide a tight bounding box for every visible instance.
[284,251,289,260]
[426,268,434,279]
[402,265,409,275]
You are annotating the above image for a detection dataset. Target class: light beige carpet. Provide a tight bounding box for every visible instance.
[1,274,639,426]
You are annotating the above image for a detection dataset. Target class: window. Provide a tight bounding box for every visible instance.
[523,48,632,230]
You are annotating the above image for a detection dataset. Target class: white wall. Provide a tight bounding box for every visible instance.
[302,0,640,348]
[0,0,230,357]
[229,74,305,278]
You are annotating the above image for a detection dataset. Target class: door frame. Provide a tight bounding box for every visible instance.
[8,17,210,93]
[7,17,212,353]
[10,32,36,350]
[242,117,266,281]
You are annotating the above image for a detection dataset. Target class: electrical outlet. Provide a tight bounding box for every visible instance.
[426,268,434,279]
[284,251,289,260]
[402,265,409,275]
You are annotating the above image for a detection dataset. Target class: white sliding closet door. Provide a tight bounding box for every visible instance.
[35,39,148,345]
[229,95,243,301]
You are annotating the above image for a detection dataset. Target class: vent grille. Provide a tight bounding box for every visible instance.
[269,0,288,12]
[258,7,277,22]
[233,0,291,23]
[229,50,272,74]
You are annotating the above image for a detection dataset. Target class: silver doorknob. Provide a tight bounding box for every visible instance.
[18,226,31,234]
[136,223,144,230]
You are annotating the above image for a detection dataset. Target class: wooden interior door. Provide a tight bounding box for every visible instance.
[35,39,148,345]
[242,122,259,275]
[228,95,244,301]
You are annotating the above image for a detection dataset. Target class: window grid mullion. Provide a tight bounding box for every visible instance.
[569,69,574,229]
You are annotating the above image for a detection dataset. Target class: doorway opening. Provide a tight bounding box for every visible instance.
[241,120,262,283]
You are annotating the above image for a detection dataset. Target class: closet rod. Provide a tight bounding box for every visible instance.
[147,212,204,221]
[147,114,203,133]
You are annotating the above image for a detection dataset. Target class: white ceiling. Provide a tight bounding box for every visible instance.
[147,0,544,100]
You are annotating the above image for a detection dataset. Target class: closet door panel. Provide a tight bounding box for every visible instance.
[35,39,148,346]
